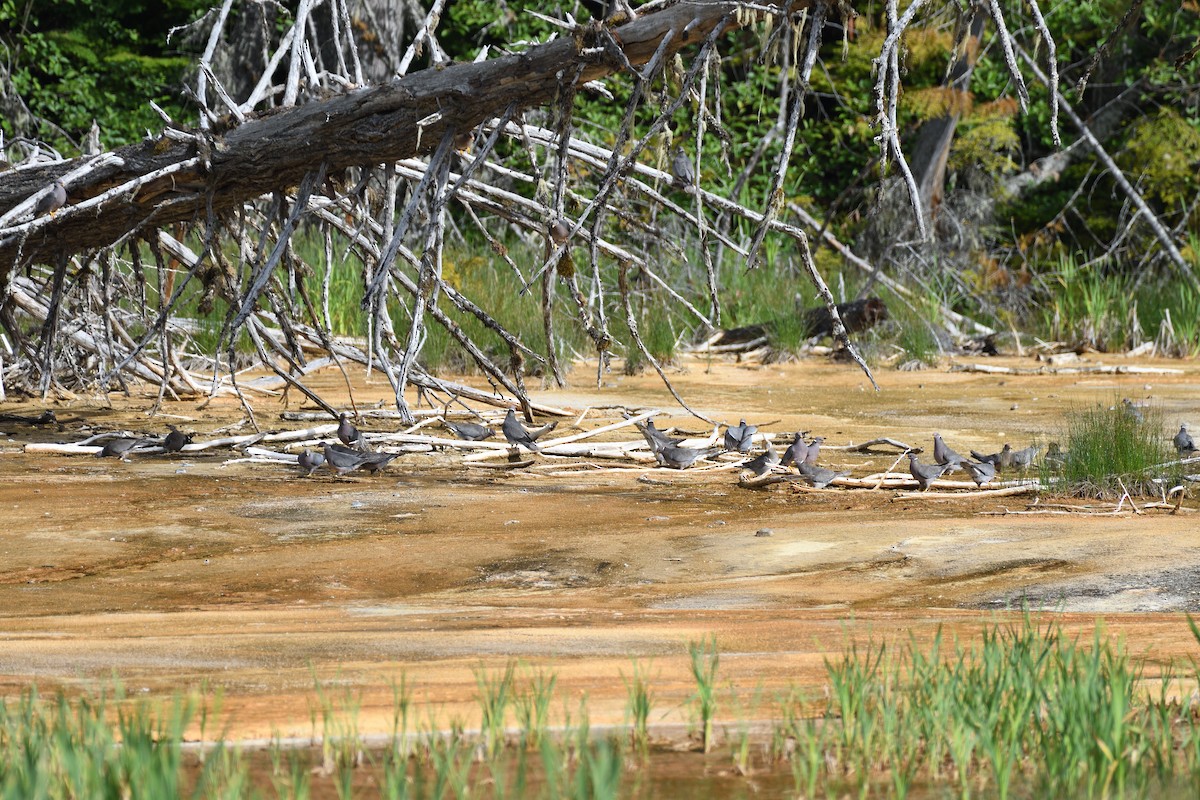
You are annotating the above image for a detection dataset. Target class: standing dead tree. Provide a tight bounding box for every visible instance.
[0,0,1060,421]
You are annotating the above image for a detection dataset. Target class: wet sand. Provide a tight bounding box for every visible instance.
[1,352,1198,739]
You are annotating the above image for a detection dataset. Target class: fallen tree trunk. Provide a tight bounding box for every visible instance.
[0,0,813,272]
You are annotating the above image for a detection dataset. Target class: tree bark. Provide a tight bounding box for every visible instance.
[0,0,811,273]
[907,1,987,222]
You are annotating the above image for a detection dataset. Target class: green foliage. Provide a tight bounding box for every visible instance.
[1122,108,1200,208]
[949,101,1021,176]
[1037,251,1200,355]
[13,621,1200,797]
[1046,400,1179,499]
[1,0,207,150]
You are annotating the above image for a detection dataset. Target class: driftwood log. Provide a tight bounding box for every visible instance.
[0,0,817,271]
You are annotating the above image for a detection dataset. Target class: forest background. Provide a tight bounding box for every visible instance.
[3,0,1200,383]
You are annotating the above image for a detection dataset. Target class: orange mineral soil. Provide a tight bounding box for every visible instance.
[1,352,1198,740]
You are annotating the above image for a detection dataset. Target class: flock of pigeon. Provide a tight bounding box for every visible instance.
[75,405,1200,489]
[294,410,557,476]
[635,415,1198,490]
[637,417,1044,490]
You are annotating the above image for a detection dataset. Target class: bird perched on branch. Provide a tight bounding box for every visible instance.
[502,409,556,452]
[908,453,949,490]
[671,146,695,186]
[723,419,756,453]
[34,181,67,218]
[960,460,996,487]
[443,419,495,441]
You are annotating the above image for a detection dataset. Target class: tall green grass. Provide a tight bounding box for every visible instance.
[9,618,1200,797]
[1044,401,1180,498]
[1038,252,1200,355]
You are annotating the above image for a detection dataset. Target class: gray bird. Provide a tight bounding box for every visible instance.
[656,443,722,469]
[970,444,1013,471]
[337,412,365,448]
[1122,398,1145,424]
[443,419,495,442]
[908,453,950,490]
[741,446,779,477]
[96,437,143,460]
[163,425,192,453]
[34,181,67,217]
[1008,445,1040,469]
[780,432,810,467]
[803,436,825,466]
[323,442,369,475]
[339,445,402,474]
[502,409,556,452]
[1044,442,1067,468]
[795,460,850,489]
[297,449,325,477]
[932,433,964,471]
[549,219,571,245]
[671,147,695,186]
[636,419,683,453]
[960,460,996,487]
[724,419,757,454]
[1174,424,1196,455]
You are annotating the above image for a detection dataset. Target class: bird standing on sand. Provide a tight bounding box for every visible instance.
[932,433,964,471]
[671,146,695,186]
[337,444,402,474]
[502,409,557,452]
[960,460,996,487]
[443,419,495,441]
[724,419,757,453]
[96,437,143,461]
[908,453,950,490]
[323,442,370,475]
[780,432,810,467]
[297,449,325,477]
[323,442,367,475]
[795,461,850,489]
[1008,445,1040,469]
[163,425,192,453]
[741,446,779,477]
[1174,424,1196,455]
[337,412,365,448]
[803,436,825,465]
[656,443,722,469]
[34,181,67,217]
